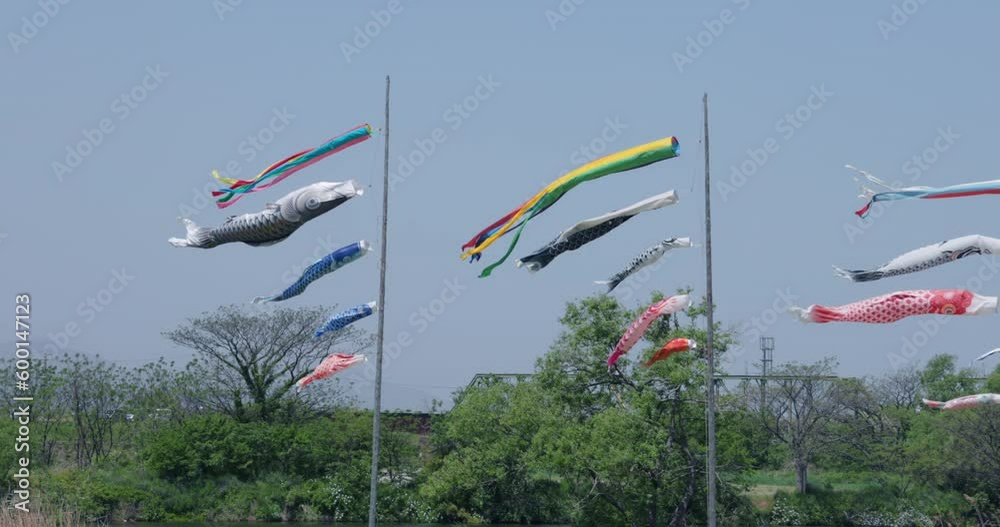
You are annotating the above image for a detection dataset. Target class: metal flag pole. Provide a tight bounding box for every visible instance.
[368,75,390,527]
[703,92,718,527]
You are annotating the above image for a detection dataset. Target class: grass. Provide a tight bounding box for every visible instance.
[745,470,885,511]
[2,499,83,527]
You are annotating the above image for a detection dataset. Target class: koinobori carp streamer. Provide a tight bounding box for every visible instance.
[597,238,692,293]
[789,289,998,324]
[169,181,363,249]
[607,295,691,368]
[462,136,680,277]
[977,348,1000,361]
[641,338,696,368]
[213,124,373,209]
[315,301,376,338]
[848,165,1000,218]
[252,241,372,304]
[922,393,1000,411]
[834,235,1000,283]
[515,190,679,273]
[296,353,366,392]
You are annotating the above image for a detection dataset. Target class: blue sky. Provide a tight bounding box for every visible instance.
[4,1,999,410]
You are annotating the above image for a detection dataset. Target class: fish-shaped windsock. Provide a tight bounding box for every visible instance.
[849,165,1000,218]
[596,238,692,293]
[977,348,1000,361]
[922,393,1000,411]
[516,190,679,273]
[834,235,1000,283]
[462,136,680,277]
[315,301,376,338]
[608,295,691,368]
[252,241,372,304]
[789,290,998,324]
[296,353,366,392]
[641,338,696,367]
[169,181,363,249]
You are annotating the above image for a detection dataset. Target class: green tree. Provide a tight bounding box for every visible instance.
[751,358,855,494]
[422,378,564,523]
[424,291,752,526]
[163,305,368,423]
[920,354,980,402]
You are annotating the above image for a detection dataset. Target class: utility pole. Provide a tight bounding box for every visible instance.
[703,92,718,527]
[368,75,390,527]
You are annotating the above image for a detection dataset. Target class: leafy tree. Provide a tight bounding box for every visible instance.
[58,353,132,467]
[163,305,368,422]
[920,354,980,402]
[422,378,564,523]
[424,291,753,526]
[750,358,854,494]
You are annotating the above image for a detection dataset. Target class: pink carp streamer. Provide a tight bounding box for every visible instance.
[922,393,1000,411]
[641,338,697,367]
[607,295,691,368]
[295,353,366,392]
[790,290,997,324]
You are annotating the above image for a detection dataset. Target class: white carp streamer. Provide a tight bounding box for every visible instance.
[169,180,363,249]
[834,235,1000,283]
[976,348,1000,361]
[596,238,692,293]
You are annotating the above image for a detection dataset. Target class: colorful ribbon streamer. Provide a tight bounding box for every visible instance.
[212,124,373,209]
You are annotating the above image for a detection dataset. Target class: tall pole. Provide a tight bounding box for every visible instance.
[368,75,390,527]
[703,92,718,527]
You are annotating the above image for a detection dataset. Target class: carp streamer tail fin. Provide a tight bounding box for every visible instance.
[595,278,624,294]
[168,218,213,248]
[832,266,884,283]
[922,398,945,409]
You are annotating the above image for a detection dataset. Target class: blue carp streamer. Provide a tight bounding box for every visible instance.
[315,301,376,338]
[252,241,372,304]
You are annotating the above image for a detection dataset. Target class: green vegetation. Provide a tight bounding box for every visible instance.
[2,299,999,525]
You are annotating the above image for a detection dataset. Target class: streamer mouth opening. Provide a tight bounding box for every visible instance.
[670,136,680,154]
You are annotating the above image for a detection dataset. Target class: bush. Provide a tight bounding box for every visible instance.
[40,468,166,523]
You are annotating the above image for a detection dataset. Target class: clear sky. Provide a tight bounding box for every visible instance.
[4,1,999,410]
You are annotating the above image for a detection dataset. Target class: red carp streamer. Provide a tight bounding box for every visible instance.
[641,338,696,367]
[790,289,997,324]
[922,393,1000,411]
[295,353,365,392]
